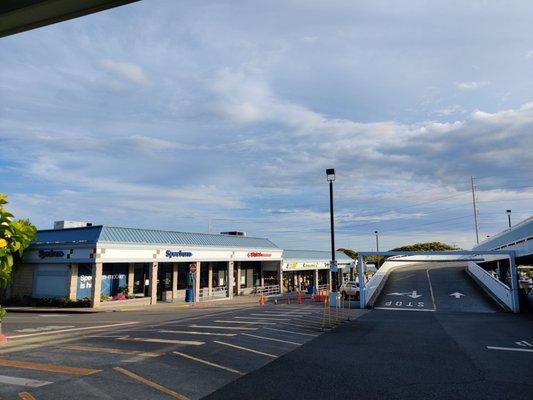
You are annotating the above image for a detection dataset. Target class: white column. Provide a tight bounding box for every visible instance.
[228,261,234,299]
[149,262,158,305]
[236,262,242,296]
[278,260,284,293]
[127,263,135,296]
[68,264,78,301]
[327,270,332,291]
[172,263,178,300]
[260,263,265,287]
[208,262,213,296]
[314,269,319,288]
[90,262,103,308]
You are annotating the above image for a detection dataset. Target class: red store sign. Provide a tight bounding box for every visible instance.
[247,251,272,258]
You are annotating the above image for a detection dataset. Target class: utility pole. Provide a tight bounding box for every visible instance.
[374,231,380,268]
[470,176,479,244]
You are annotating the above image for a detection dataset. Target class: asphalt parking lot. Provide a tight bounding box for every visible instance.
[0,302,365,399]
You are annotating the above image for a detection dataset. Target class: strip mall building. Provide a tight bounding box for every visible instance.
[8,224,353,308]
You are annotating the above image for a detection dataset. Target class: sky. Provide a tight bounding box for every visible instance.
[1,0,532,251]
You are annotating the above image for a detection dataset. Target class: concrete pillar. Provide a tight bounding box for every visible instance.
[236,262,241,296]
[149,262,158,305]
[228,261,234,299]
[172,263,178,300]
[90,262,103,308]
[68,264,78,301]
[127,263,135,296]
[278,260,284,293]
[314,269,319,288]
[194,261,201,303]
[293,273,298,292]
[208,262,213,296]
[327,270,332,291]
[260,263,265,287]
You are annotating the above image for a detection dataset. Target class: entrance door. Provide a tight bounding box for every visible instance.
[157,263,173,300]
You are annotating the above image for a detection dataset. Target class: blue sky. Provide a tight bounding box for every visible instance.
[1,0,532,251]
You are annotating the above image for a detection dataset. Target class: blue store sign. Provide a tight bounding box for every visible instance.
[165,250,193,258]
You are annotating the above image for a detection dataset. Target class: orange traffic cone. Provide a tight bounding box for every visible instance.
[297,291,302,304]
[259,293,265,306]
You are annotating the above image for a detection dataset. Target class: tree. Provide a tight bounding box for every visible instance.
[391,242,460,252]
[0,194,37,321]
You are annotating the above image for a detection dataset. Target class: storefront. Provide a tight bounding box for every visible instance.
[10,225,283,308]
[281,249,354,292]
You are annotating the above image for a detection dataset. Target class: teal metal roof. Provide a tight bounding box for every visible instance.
[283,249,353,262]
[32,225,279,249]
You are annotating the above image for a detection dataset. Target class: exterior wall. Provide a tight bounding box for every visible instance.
[10,264,35,298]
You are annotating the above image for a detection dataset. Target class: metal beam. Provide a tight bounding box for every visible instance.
[0,0,140,38]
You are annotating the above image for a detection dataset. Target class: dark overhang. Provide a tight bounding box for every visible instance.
[0,0,140,38]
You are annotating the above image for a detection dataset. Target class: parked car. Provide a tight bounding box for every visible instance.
[340,281,360,300]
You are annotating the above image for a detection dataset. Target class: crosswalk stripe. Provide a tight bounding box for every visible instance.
[172,352,243,375]
[0,375,52,388]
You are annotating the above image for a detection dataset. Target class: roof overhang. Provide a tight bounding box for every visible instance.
[0,0,140,38]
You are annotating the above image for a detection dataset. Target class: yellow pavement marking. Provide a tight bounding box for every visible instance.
[241,333,302,346]
[0,358,100,376]
[56,344,161,357]
[213,340,277,358]
[18,392,36,400]
[172,351,244,375]
[114,367,189,400]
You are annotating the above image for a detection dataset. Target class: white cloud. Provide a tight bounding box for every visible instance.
[455,81,490,90]
[101,60,149,85]
[526,50,533,59]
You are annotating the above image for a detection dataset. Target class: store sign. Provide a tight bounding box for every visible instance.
[165,250,193,258]
[247,251,272,258]
[303,262,318,268]
[38,249,65,259]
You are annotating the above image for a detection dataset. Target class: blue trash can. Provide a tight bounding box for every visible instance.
[185,288,194,303]
[307,285,315,295]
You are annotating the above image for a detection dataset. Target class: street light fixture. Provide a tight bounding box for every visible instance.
[326,168,337,293]
[506,209,512,229]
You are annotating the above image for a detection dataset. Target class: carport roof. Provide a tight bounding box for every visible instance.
[32,225,279,249]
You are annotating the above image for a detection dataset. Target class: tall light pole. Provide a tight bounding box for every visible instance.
[374,230,379,268]
[326,168,337,292]
[506,209,512,229]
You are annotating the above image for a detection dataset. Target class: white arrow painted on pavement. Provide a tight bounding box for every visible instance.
[406,291,422,299]
[449,292,465,298]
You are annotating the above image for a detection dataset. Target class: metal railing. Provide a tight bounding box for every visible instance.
[317,284,329,292]
[255,284,280,296]
[198,286,228,301]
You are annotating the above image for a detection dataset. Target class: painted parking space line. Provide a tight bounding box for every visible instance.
[241,333,302,346]
[233,316,287,321]
[486,346,533,353]
[117,337,204,346]
[214,320,276,325]
[172,351,243,375]
[213,341,277,358]
[426,269,437,311]
[0,358,100,376]
[263,327,318,337]
[7,322,139,339]
[0,374,52,387]
[374,307,435,312]
[56,344,161,357]
[158,330,236,337]
[19,392,37,400]
[114,366,189,400]
[278,321,320,330]
[190,325,258,331]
